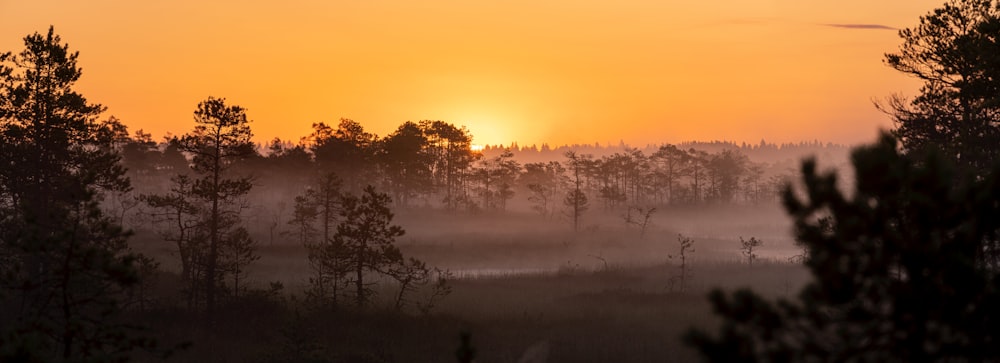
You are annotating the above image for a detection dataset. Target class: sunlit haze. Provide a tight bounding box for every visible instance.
[0,0,940,147]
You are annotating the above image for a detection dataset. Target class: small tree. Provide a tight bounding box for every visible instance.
[221,226,259,298]
[624,206,656,239]
[669,234,695,292]
[142,175,203,307]
[527,183,554,217]
[335,186,405,308]
[307,238,351,309]
[739,236,762,267]
[418,268,454,315]
[288,194,319,247]
[290,172,347,308]
[563,189,589,232]
[387,257,430,311]
[564,151,591,232]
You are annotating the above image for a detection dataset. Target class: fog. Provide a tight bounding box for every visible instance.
[6,3,1000,360]
[107,137,842,362]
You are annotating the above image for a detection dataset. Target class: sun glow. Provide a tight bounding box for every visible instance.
[0,0,942,147]
[470,144,485,152]
[457,115,518,147]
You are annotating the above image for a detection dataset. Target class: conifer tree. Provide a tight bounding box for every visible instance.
[0,26,154,361]
[688,134,1000,361]
[177,96,256,313]
[335,186,405,308]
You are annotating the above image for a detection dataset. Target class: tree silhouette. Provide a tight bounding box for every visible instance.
[738,236,762,267]
[159,136,191,174]
[668,234,695,292]
[473,149,521,211]
[623,205,656,239]
[261,138,313,193]
[221,225,259,298]
[386,257,430,311]
[291,173,349,308]
[378,121,434,207]
[121,129,160,178]
[334,186,405,308]
[597,154,626,208]
[883,0,1000,173]
[687,134,1000,361]
[142,175,203,307]
[686,149,709,203]
[177,96,256,313]
[0,26,154,361]
[563,151,591,232]
[651,144,689,205]
[706,149,748,203]
[420,121,477,210]
[522,161,566,218]
[742,163,766,204]
[308,119,377,192]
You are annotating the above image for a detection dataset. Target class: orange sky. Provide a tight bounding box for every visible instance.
[0,0,941,147]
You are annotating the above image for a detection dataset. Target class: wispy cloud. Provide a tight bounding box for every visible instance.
[822,23,897,31]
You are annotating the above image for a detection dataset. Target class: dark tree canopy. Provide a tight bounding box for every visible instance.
[419,120,477,209]
[378,121,434,206]
[0,26,153,361]
[309,119,377,191]
[885,0,1000,172]
[687,134,1000,362]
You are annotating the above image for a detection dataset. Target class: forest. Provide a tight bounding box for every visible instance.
[4,0,1000,362]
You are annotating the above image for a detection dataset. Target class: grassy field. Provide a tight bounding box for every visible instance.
[131,204,812,362]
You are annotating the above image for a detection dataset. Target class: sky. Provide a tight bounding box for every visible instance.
[0,0,942,147]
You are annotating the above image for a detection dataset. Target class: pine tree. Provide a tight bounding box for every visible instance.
[334,186,405,308]
[687,134,1000,361]
[883,0,1000,173]
[177,96,256,313]
[0,26,154,361]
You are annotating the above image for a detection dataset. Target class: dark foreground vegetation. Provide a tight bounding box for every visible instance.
[4,0,1000,362]
[130,234,809,362]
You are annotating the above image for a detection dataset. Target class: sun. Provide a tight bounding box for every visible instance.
[458,116,515,147]
[470,144,485,152]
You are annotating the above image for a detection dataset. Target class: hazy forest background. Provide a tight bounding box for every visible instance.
[3,0,1000,362]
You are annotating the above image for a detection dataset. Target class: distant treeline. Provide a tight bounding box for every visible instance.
[115,116,850,237]
[480,139,850,165]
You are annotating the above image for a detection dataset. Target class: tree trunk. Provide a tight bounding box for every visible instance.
[355,242,365,308]
[206,132,222,315]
